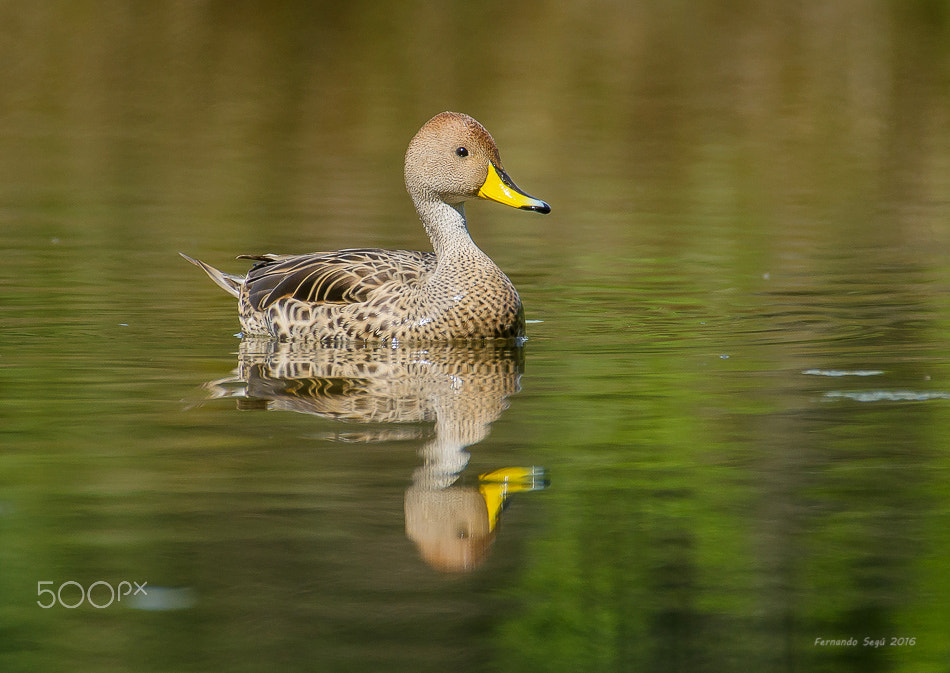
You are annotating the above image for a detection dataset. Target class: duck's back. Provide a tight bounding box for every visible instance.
[241,249,435,311]
[236,248,524,342]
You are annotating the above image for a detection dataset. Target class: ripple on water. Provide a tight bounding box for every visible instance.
[823,390,950,402]
[802,369,885,377]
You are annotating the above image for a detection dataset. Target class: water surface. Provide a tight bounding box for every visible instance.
[2,3,950,672]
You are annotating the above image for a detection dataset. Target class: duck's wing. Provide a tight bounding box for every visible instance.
[240,248,436,311]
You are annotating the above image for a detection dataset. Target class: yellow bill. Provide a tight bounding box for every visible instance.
[478,466,548,532]
[477,163,551,213]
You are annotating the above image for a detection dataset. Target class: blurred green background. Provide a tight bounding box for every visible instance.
[2,2,950,672]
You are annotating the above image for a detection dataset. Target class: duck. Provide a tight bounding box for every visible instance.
[181,111,550,343]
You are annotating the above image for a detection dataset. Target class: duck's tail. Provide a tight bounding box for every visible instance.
[179,253,244,298]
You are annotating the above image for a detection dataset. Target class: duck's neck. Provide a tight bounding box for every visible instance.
[413,198,488,262]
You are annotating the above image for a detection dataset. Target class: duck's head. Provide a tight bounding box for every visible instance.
[404,111,551,214]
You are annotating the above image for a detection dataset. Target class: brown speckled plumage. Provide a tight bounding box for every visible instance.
[182,111,550,343]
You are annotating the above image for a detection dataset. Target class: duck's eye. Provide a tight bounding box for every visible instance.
[455,146,469,157]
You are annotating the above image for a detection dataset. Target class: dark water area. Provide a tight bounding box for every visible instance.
[2,3,950,672]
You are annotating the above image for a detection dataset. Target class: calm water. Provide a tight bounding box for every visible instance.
[3,3,950,672]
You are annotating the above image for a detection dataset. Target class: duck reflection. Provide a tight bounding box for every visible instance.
[202,339,546,573]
